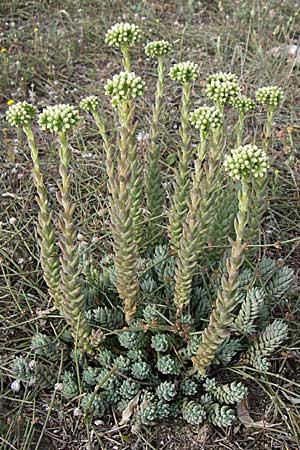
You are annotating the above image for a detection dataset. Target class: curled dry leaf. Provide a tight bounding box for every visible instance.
[237,400,275,428]
[119,392,140,426]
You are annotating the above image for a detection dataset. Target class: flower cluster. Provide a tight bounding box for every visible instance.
[38,104,80,133]
[224,144,269,180]
[6,101,37,127]
[231,95,255,113]
[145,40,172,58]
[80,96,101,113]
[189,106,222,135]
[105,23,142,48]
[169,61,198,83]
[105,71,146,107]
[256,86,284,109]
[206,72,240,105]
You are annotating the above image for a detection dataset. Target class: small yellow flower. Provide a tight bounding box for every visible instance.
[7,99,15,106]
[287,125,293,134]
[33,27,39,33]
[1,47,7,53]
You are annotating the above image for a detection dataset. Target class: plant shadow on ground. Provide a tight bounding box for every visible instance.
[0,0,300,449]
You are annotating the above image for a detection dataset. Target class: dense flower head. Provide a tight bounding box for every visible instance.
[145,40,172,58]
[224,144,269,180]
[105,71,146,107]
[169,61,198,83]
[189,106,222,134]
[105,22,142,48]
[231,94,255,113]
[255,86,284,108]
[206,72,240,105]
[79,96,101,113]
[6,101,37,127]
[38,104,80,133]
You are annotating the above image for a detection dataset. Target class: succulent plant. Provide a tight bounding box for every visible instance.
[105,23,142,48]
[170,61,198,83]
[189,105,222,136]
[182,401,207,425]
[157,355,181,375]
[256,86,284,109]
[145,40,172,58]
[79,95,101,112]
[119,379,141,400]
[224,144,269,180]
[6,101,37,127]
[81,394,106,417]
[61,371,79,399]
[105,71,146,107]
[151,334,170,352]
[156,381,177,401]
[38,104,79,133]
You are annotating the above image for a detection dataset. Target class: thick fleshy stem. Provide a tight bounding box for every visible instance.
[263,107,275,152]
[174,129,222,314]
[192,180,249,375]
[236,112,244,147]
[23,126,62,311]
[145,55,166,244]
[173,138,207,314]
[91,110,114,196]
[110,102,140,324]
[247,108,273,244]
[57,132,92,353]
[168,82,193,254]
[121,45,131,71]
[127,101,144,251]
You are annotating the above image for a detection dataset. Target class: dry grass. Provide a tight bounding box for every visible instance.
[0,0,300,449]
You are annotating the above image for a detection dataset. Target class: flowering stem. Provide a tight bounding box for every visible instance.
[121,45,131,71]
[168,81,193,254]
[145,55,166,244]
[247,107,274,244]
[264,107,275,152]
[173,136,207,314]
[126,101,144,251]
[236,112,245,147]
[23,125,62,311]
[91,110,114,196]
[57,131,92,353]
[192,179,249,375]
[216,101,224,117]
[110,102,140,324]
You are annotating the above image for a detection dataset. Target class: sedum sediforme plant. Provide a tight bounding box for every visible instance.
[8,24,292,431]
[247,86,285,243]
[206,72,240,115]
[168,61,199,254]
[145,40,172,243]
[231,95,255,147]
[105,71,146,323]
[193,144,269,375]
[105,26,145,249]
[79,96,114,196]
[106,71,145,251]
[256,86,284,151]
[105,22,142,71]
[39,104,92,353]
[6,102,62,311]
[174,106,222,314]
[241,319,288,370]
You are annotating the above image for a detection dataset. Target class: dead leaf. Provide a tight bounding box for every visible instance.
[237,400,275,428]
[119,392,140,426]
